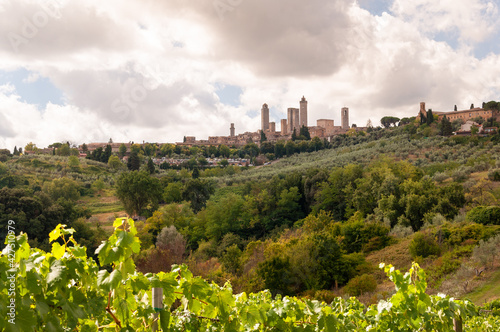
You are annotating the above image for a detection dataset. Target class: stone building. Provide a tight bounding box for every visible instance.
[261,104,270,132]
[287,108,299,133]
[317,119,335,136]
[308,126,325,138]
[436,108,497,122]
[84,142,132,153]
[417,102,499,123]
[293,108,300,132]
[341,107,349,129]
[281,119,288,135]
[300,96,308,127]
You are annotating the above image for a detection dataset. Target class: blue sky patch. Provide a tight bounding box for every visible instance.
[172,41,184,48]
[358,0,391,16]
[215,83,243,107]
[269,106,284,124]
[0,68,65,109]
[473,36,500,59]
[433,30,460,50]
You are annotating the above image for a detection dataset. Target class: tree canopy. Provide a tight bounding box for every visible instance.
[381,116,400,128]
[115,170,162,216]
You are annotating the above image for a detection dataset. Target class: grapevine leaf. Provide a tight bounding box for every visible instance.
[35,297,50,320]
[26,270,43,295]
[60,227,75,236]
[130,274,150,293]
[417,300,427,314]
[95,240,119,266]
[46,260,66,287]
[160,310,171,331]
[69,245,87,258]
[45,315,64,332]
[113,217,125,228]
[97,269,122,291]
[51,242,65,260]
[48,225,62,243]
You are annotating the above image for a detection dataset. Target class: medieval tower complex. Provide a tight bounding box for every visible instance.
[261,103,270,132]
[300,96,308,127]
[179,96,358,147]
[341,107,349,129]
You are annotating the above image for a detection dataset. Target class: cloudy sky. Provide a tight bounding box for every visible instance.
[0,0,499,149]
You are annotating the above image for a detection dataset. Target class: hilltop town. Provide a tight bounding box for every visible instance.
[17,98,500,160]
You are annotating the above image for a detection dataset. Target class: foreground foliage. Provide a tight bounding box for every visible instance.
[1,219,498,331]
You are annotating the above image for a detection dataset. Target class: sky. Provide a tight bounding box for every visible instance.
[0,0,499,150]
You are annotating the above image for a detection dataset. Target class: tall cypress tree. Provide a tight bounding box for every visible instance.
[147,157,155,174]
[440,116,453,136]
[300,125,311,140]
[127,150,140,171]
[426,109,434,125]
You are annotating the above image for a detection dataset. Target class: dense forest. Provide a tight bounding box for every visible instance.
[1,117,500,330]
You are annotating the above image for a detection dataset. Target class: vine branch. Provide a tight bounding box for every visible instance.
[105,291,122,329]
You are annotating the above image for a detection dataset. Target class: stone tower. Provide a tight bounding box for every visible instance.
[293,108,300,132]
[419,102,426,117]
[261,104,270,132]
[230,123,235,137]
[300,96,308,127]
[287,108,295,133]
[341,107,349,130]
[281,119,288,135]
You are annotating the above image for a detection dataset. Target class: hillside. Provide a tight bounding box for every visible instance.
[1,125,500,321]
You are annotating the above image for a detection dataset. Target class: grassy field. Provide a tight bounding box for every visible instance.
[466,267,500,305]
[78,190,124,214]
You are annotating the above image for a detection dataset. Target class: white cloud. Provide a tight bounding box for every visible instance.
[0,0,500,150]
[390,0,500,44]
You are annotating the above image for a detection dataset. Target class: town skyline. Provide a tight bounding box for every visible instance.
[12,98,500,151]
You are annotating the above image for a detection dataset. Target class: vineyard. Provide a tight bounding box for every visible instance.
[1,218,499,331]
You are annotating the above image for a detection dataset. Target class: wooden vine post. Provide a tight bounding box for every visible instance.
[453,317,463,332]
[152,287,163,332]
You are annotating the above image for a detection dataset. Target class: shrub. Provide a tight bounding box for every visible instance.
[446,223,485,246]
[432,172,448,183]
[488,168,500,181]
[467,206,500,225]
[312,290,337,304]
[409,233,441,258]
[341,220,391,253]
[220,244,242,275]
[343,274,377,296]
[257,256,293,296]
[389,224,414,238]
[484,299,500,317]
